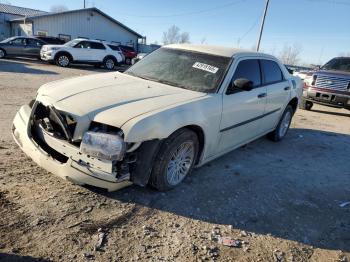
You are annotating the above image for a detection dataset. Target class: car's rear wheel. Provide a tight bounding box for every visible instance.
[150,129,199,191]
[103,57,116,70]
[267,105,293,142]
[299,97,313,110]
[56,54,70,67]
[0,49,6,59]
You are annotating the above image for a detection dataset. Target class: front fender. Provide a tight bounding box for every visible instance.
[121,95,223,160]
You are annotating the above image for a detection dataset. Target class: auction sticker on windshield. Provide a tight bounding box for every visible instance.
[192,62,219,74]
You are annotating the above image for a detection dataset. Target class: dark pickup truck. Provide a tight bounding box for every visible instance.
[300,57,350,110]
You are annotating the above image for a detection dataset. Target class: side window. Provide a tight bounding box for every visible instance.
[108,45,120,51]
[260,59,284,84]
[232,59,261,88]
[10,38,25,45]
[74,41,91,49]
[27,39,42,46]
[90,42,106,50]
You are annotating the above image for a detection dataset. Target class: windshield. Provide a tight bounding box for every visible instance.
[0,37,16,43]
[125,48,231,93]
[64,39,80,47]
[322,57,350,72]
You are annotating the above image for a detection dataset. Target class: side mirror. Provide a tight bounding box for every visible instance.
[233,78,253,91]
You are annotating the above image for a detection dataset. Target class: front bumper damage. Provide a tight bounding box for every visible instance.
[12,103,132,191]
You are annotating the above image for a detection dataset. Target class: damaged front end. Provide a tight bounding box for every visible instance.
[12,99,161,191]
[27,101,133,188]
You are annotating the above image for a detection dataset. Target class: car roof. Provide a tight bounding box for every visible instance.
[165,44,275,59]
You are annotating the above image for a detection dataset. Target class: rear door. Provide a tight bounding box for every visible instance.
[25,38,45,57]
[218,58,267,152]
[89,42,107,62]
[260,59,291,132]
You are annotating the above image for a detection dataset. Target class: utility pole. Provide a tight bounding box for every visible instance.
[84,0,86,8]
[256,0,270,52]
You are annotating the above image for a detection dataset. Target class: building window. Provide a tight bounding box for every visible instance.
[58,34,71,42]
[37,31,48,36]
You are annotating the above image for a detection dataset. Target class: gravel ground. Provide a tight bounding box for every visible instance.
[0,58,349,262]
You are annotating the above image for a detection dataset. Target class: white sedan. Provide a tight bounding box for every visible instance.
[13,44,302,191]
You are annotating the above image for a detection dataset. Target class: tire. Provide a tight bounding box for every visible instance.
[267,105,293,142]
[125,57,131,65]
[103,57,116,70]
[150,128,199,191]
[0,48,6,59]
[299,97,313,111]
[55,53,71,67]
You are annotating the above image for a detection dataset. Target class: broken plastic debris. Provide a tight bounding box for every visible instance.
[218,236,241,247]
[339,201,350,208]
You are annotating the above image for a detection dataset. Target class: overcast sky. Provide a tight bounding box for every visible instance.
[5,0,350,65]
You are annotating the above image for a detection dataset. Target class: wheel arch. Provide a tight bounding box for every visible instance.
[54,51,73,62]
[0,47,6,56]
[288,97,299,114]
[181,125,205,164]
[103,55,117,63]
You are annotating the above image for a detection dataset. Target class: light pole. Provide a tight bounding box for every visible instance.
[256,0,270,52]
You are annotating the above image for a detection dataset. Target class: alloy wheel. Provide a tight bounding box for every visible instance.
[279,111,292,138]
[58,56,69,67]
[105,59,115,69]
[166,141,195,186]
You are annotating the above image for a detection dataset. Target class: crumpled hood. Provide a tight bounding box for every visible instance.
[37,72,206,127]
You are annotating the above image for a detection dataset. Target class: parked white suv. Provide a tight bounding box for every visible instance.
[13,44,302,192]
[41,39,123,70]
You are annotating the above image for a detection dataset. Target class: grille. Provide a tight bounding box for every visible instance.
[315,75,350,91]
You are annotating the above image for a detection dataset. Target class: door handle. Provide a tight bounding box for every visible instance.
[284,86,291,91]
[257,93,267,98]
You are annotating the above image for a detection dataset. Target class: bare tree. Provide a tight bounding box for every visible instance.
[50,5,69,13]
[279,43,302,65]
[180,32,190,44]
[162,25,190,45]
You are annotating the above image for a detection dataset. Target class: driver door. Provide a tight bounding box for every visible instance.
[218,58,267,152]
[6,37,26,55]
[73,41,91,61]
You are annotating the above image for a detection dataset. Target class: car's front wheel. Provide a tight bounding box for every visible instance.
[150,129,199,191]
[299,97,313,110]
[56,54,70,67]
[267,105,293,142]
[0,49,6,59]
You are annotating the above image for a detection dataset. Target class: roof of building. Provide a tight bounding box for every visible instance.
[10,7,143,38]
[0,3,46,16]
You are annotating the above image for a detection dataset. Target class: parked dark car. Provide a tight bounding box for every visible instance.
[34,36,66,45]
[301,57,350,110]
[119,45,137,64]
[0,36,47,59]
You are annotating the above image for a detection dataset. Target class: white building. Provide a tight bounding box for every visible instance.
[0,4,144,50]
[0,4,45,40]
